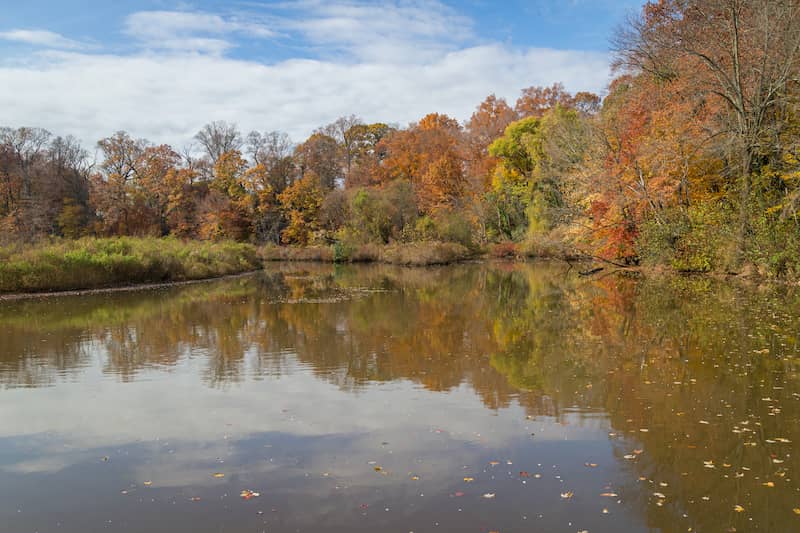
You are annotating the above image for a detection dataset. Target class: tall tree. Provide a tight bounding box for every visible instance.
[294,132,340,190]
[195,121,243,165]
[614,0,800,252]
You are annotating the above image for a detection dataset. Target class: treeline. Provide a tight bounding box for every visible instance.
[0,86,599,249]
[2,0,800,275]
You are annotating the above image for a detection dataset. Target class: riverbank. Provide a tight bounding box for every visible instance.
[0,236,779,298]
[0,238,477,296]
[0,237,261,294]
[261,241,474,266]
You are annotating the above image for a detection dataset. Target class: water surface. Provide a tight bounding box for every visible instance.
[0,262,798,532]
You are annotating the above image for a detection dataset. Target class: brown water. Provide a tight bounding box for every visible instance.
[0,262,798,533]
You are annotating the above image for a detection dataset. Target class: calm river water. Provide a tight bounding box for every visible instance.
[0,262,797,532]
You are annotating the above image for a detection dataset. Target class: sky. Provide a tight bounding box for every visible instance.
[0,0,645,150]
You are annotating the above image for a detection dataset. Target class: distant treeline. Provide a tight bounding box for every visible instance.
[2,1,799,276]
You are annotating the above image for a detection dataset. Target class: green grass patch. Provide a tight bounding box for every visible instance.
[0,237,260,293]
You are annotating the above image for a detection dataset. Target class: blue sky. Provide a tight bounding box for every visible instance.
[0,0,644,148]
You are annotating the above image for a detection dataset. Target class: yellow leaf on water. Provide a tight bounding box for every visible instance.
[561,491,574,499]
[763,481,775,487]
[733,505,745,513]
[212,473,225,478]
[463,477,474,482]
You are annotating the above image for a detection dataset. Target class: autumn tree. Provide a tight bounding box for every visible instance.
[196,150,253,241]
[246,130,295,194]
[320,115,364,185]
[344,122,394,188]
[614,0,800,253]
[380,113,468,212]
[465,95,518,188]
[278,173,324,245]
[515,83,575,118]
[0,127,53,237]
[91,131,149,235]
[294,132,340,190]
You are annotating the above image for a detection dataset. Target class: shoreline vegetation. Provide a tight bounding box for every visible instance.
[0,238,261,294]
[0,238,480,295]
[2,3,799,288]
[0,234,787,297]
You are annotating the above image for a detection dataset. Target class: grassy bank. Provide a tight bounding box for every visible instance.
[0,237,261,293]
[261,241,473,266]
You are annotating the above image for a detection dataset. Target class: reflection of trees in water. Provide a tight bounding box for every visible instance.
[1,263,799,528]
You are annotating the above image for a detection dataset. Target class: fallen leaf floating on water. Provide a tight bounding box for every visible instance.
[733,505,745,513]
[519,471,531,478]
[488,461,500,466]
[584,463,598,468]
[482,493,496,499]
[212,473,225,478]
[410,475,420,481]
[793,508,800,515]
[240,490,260,500]
[600,493,618,498]
[373,466,383,472]
[561,492,574,499]
[143,481,152,487]
[463,477,475,483]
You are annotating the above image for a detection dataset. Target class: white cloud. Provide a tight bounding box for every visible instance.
[280,0,474,62]
[124,10,276,53]
[0,2,612,149]
[0,29,86,50]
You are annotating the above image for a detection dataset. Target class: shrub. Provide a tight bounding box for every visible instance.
[489,241,520,259]
[637,202,736,273]
[413,209,477,249]
[380,241,471,266]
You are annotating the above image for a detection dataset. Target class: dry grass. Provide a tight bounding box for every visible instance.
[260,241,472,266]
[379,242,471,266]
[260,245,335,262]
